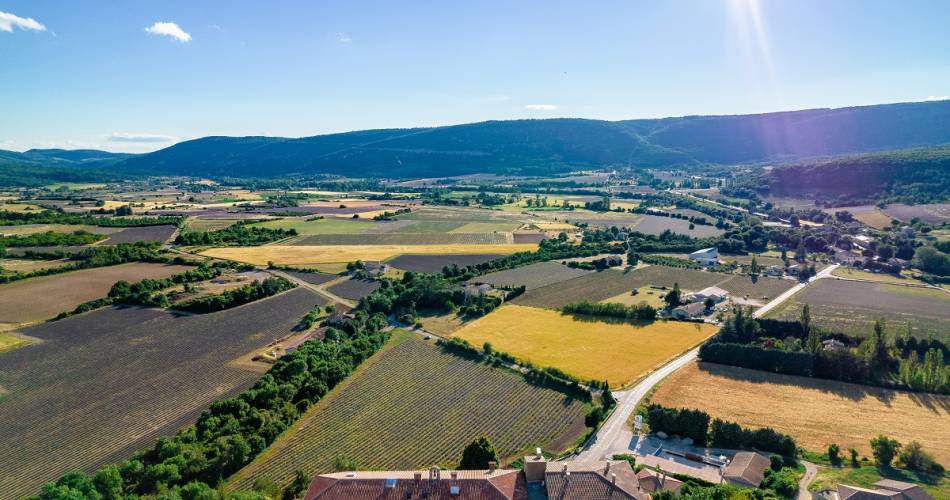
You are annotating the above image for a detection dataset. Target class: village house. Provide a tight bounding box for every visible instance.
[764,265,783,277]
[722,451,770,489]
[364,262,390,276]
[688,247,719,266]
[305,453,682,499]
[463,283,494,297]
[838,479,933,500]
[672,301,707,320]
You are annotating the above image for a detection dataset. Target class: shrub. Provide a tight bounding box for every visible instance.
[897,441,944,474]
[870,435,901,468]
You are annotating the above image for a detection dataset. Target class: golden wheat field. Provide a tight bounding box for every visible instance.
[452,305,717,386]
[651,362,950,464]
[200,244,537,267]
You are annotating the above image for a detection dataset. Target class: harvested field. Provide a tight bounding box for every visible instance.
[881,203,950,226]
[631,215,724,238]
[600,287,667,309]
[291,232,510,245]
[185,217,243,231]
[0,224,120,237]
[399,220,468,233]
[449,222,521,233]
[229,332,587,488]
[400,206,523,223]
[0,258,73,274]
[0,263,192,328]
[766,278,950,340]
[822,205,893,229]
[283,270,338,286]
[831,267,923,285]
[529,210,643,228]
[651,362,950,465]
[472,261,592,290]
[386,253,502,273]
[513,266,724,309]
[453,305,717,386]
[0,288,323,499]
[200,244,537,267]
[102,224,177,244]
[326,277,381,300]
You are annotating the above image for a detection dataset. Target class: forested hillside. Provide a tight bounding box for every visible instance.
[115,100,950,178]
[765,145,950,205]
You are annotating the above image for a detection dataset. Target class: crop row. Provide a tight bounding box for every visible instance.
[230,334,586,489]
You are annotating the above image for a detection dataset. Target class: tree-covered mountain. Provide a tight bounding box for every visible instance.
[113,100,950,178]
[0,149,136,187]
[764,145,950,205]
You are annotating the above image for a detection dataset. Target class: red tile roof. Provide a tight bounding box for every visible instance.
[304,469,528,500]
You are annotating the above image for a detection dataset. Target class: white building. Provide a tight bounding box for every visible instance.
[688,247,719,266]
[690,286,729,304]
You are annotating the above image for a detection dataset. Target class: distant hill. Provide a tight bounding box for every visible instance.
[113,100,950,178]
[765,145,950,205]
[0,149,135,187]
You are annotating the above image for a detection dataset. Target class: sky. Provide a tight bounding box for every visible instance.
[1,0,949,153]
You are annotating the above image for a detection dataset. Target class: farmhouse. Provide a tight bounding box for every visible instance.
[364,262,389,276]
[689,286,728,304]
[722,451,770,488]
[304,467,526,499]
[822,339,847,352]
[463,283,494,297]
[304,456,677,499]
[688,247,719,266]
[838,479,932,500]
[672,302,706,320]
[765,265,783,276]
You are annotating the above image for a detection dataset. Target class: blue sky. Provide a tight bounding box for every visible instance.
[1,0,949,153]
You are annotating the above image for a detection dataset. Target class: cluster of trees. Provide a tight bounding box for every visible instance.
[632,207,715,227]
[562,300,657,321]
[174,276,296,313]
[35,283,396,499]
[830,436,945,475]
[372,207,411,220]
[645,405,797,457]
[914,245,950,277]
[442,237,622,281]
[108,264,236,306]
[0,230,106,248]
[564,255,622,270]
[175,222,296,246]
[702,308,949,393]
[0,209,180,227]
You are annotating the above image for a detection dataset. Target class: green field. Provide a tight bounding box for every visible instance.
[250,217,376,235]
[229,331,587,488]
[291,232,510,245]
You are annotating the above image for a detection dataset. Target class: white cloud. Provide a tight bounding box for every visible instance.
[145,21,191,42]
[524,104,557,111]
[108,132,176,143]
[925,95,949,102]
[0,11,47,32]
[336,32,352,43]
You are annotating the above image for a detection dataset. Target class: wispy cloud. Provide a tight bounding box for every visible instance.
[925,95,949,102]
[0,11,46,32]
[524,104,557,111]
[108,132,176,143]
[336,32,352,43]
[145,21,191,42]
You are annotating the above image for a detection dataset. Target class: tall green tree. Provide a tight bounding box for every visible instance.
[664,282,682,309]
[802,304,820,353]
[870,435,901,468]
[459,436,499,469]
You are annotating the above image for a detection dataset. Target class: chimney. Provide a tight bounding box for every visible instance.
[414,472,422,482]
[488,461,497,472]
[450,471,458,480]
[563,464,568,476]
[605,461,611,474]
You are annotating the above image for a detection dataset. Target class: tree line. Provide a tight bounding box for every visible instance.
[175,222,297,246]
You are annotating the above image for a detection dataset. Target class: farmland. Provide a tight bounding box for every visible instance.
[513,266,723,309]
[0,262,192,328]
[0,288,322,499]
[200,244,537,268]
[229,332,587,488]
[102,224,178,244]
[0,258,73,274]
[765,278,950,340]
[386,253,502,273]
[326,277,381,300]
[822,204,894,229]
[291,232,511,245]
[452,305,717,386]
[651,362,950,466]
[282,269,339,286]
[250,217,377,235]
[0,223,120,236]
[630,214,725,238]
[473,261,592,289]
[881,202,950,225]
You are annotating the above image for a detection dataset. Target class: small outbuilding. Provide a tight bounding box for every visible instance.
[688,247,719,266]
[723,452,770,489]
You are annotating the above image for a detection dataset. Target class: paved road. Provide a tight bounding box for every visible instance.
[574,263,840,462]
[574,347,701,462]
[269,270,357,308]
